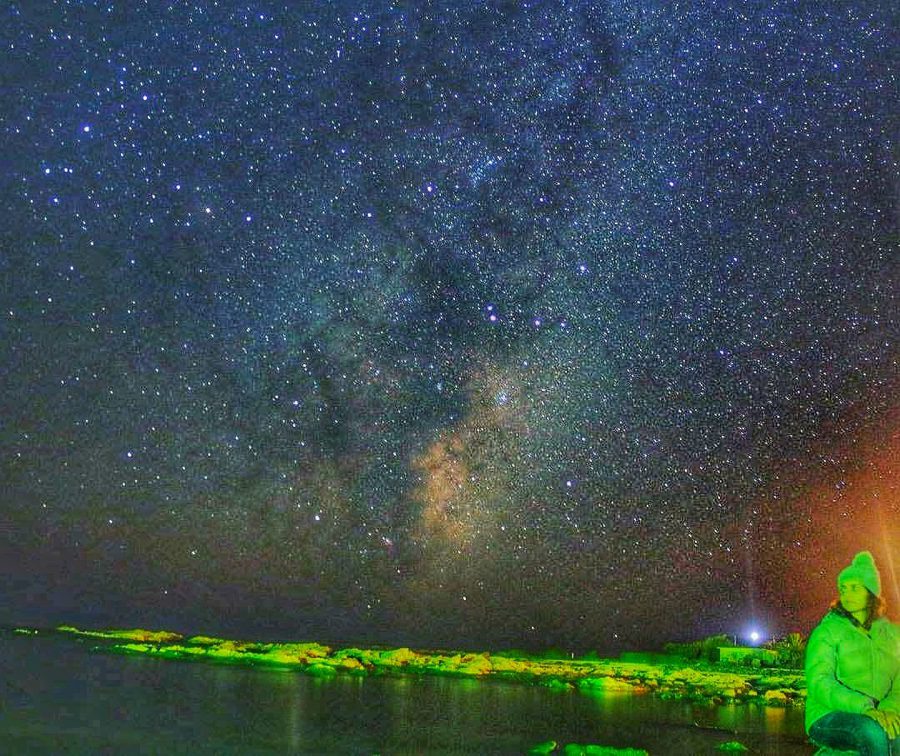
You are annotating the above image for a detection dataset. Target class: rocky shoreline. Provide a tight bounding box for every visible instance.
[26,625,806,710]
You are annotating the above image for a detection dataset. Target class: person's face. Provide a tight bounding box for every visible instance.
[839,579,869,614]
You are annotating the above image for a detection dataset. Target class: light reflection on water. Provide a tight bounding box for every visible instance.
[0,633,814,754]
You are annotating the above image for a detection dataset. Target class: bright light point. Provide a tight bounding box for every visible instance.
[44,167,50,175]
[425,184,434,193]
[82,125,91,133]
[745,628,766,645]
[533,318,542,327]
[142,94,148,101]
[566,480,574,488]
[204,207,212,214]
[489,313,497,322]
[244,214,252,222]
[175,184,181,190]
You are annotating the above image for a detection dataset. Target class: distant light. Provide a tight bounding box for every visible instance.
[750,631,760,643]
[82,125,91,133]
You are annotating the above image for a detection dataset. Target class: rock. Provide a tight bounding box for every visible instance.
[380,647,418,666]
[305,663,337,677]
[458,655,493,675]
[335,656,365,672]
[561,746,648,756]
[578,677,634,693]
[186,635,224,646]
[542,678,575,691]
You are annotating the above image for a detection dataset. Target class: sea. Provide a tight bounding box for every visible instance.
[0,631,815,754]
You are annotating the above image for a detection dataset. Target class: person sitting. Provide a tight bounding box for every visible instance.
[805,550,900,755]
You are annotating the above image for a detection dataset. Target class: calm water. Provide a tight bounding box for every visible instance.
[0,633,816,755]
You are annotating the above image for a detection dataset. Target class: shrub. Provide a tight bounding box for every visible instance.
[764,633,807,668]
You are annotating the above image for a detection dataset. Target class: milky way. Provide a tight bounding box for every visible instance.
[2,1,897,651]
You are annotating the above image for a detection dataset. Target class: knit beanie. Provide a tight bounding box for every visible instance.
[837,551,882,597]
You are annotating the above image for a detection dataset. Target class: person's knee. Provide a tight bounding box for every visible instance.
[856,716,889,755]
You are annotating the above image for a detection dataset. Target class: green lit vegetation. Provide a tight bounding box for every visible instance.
[31,625,808,708]
[55,626,185,644]
[663,632,808,669]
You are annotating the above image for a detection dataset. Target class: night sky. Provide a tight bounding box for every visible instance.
[2,1,897,653]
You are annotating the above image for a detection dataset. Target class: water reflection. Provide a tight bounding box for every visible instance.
[1,636,815,755]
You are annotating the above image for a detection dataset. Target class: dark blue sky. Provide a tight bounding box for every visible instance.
[1,1,897,651]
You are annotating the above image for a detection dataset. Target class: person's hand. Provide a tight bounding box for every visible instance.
[863,708,888,731]
[878,710,900,739]
[864,708,900,738]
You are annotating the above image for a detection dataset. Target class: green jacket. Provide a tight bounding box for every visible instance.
[804,610,900,732]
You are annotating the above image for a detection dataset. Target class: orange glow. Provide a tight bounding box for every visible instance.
[753,407,899,629]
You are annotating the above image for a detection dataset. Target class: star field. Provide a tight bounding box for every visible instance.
[1,1,897,651]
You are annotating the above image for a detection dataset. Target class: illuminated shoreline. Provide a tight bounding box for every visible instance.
[19,625,806,708]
